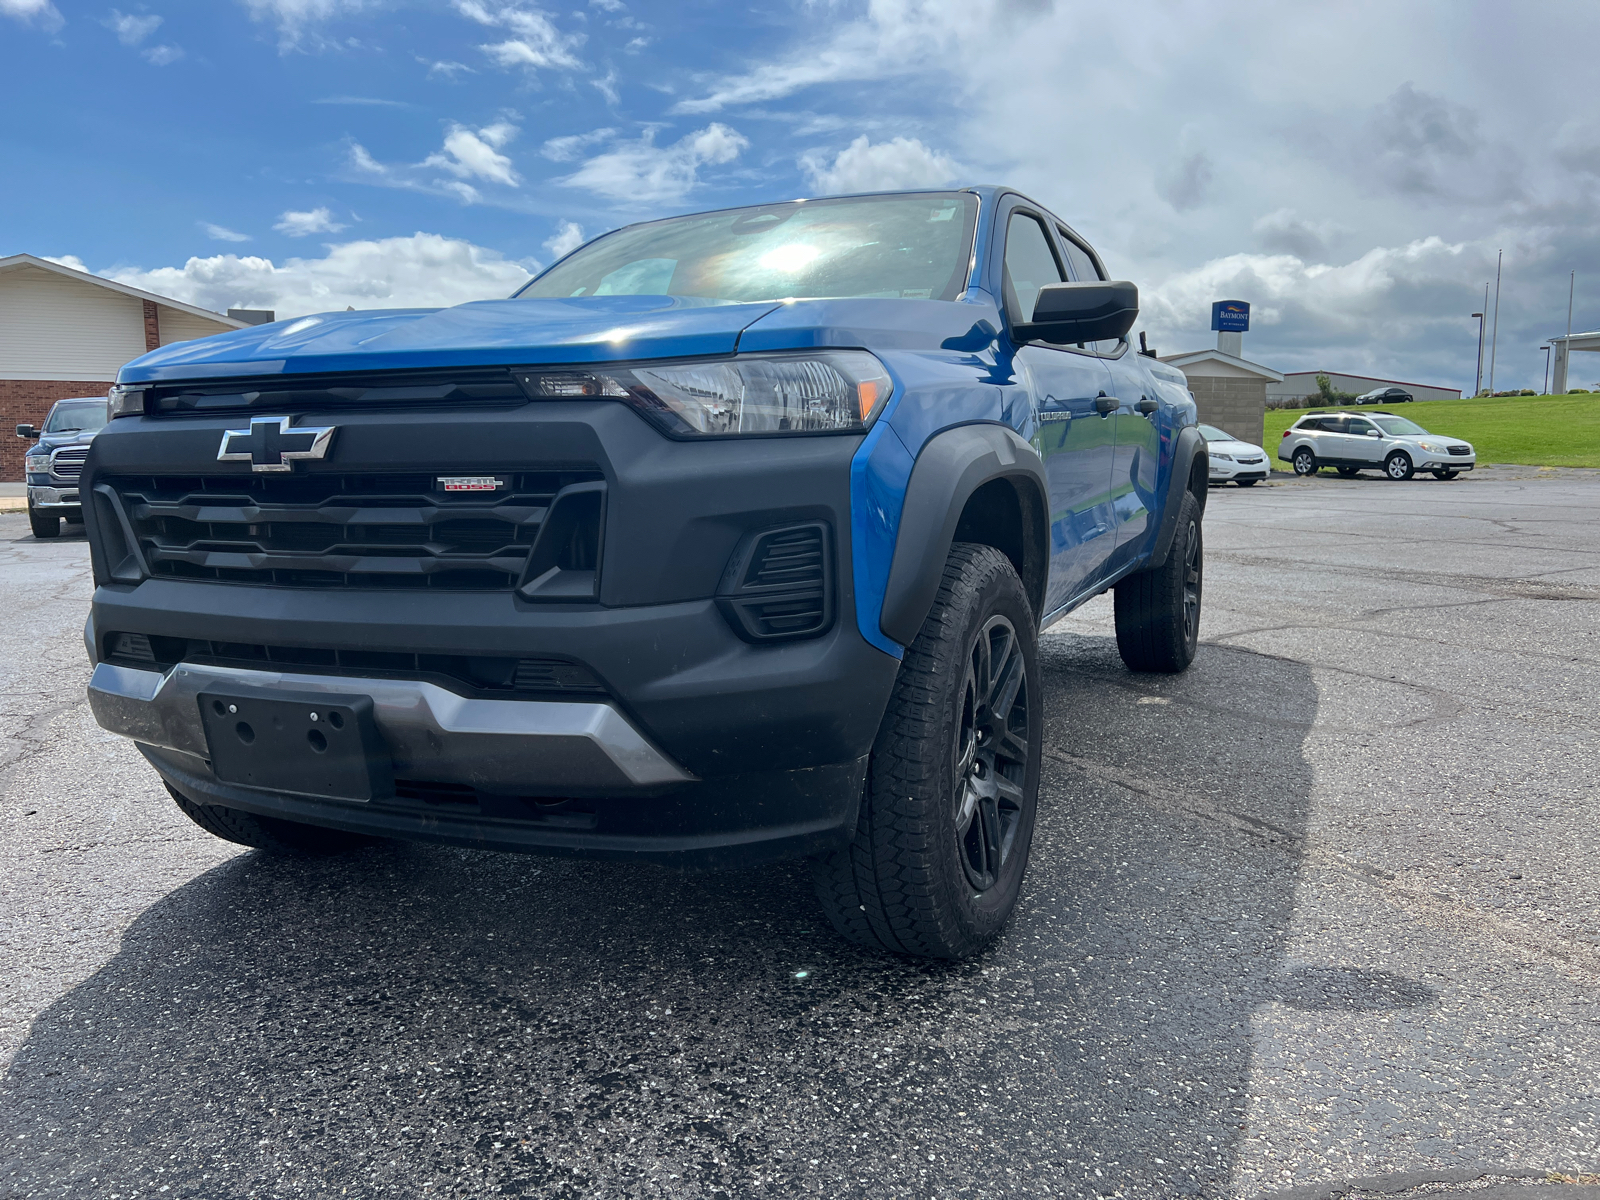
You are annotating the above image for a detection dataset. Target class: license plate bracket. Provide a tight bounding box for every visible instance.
[198,689,392,801]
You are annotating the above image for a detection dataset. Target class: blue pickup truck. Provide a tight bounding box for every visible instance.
[81,187,1205,959]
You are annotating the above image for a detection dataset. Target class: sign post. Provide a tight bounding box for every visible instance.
[1212,300,1250,356]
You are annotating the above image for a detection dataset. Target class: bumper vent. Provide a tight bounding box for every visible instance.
[717,523,834,643]
[100,471,603,592]
[101,632,607,698]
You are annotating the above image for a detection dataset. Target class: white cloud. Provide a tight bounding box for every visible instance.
[674,0,981,114]
[346,123,523,203]
[274,207,348,236]
[96,233,538,319]
[543,220,585,259]
[143,43,183,64]
[561,123,748,203]
[105,9,161,43]
[1,0,63,31]
[454,0,584,72]
[240,0,366,49]
[541,127,614,162]
[588,0,622,11]
[591,68,619,105]
[800,135,959,196]
[423,121,521,186]
[202,223,253,243]
[424,59,473,78]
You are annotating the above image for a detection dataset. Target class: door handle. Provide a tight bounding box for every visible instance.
[1136,395,1158,415]
[1094,392,1117,415]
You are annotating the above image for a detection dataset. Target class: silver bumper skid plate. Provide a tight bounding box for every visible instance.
[87,661,693,794]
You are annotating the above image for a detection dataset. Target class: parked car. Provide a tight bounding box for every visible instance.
[1278,411,1475,480]
[17,396,109,538]
[1199,423,1269,486]
[80,187,1210,960]
[1356,386,1413,404]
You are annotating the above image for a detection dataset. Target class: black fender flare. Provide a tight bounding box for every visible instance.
[1142,423,1206,572]
[879,423,1048,646]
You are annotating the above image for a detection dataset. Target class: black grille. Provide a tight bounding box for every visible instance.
[101,631,607,698]
[1447,446,1471,456]
[717,523,833,642]
[103,470,603,591]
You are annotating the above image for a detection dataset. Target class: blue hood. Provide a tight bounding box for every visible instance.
[118,295,785,383]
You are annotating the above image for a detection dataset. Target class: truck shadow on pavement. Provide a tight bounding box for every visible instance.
[0,637,1438,1200]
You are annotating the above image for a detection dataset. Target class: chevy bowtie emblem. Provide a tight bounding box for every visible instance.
[217,416,336,473]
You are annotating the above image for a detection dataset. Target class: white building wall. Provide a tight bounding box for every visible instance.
[158,305,234,346]
[0,267,150,380]
[1268,371,1461,403]
[0,265,150,380]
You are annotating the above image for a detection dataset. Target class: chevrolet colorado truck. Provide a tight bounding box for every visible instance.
[82,187,1207,959]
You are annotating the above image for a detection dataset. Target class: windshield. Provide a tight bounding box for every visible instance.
[1373,415,1427,436]
[1198,424,1233,442]
[519,192,979,305]
[43,399,109,434]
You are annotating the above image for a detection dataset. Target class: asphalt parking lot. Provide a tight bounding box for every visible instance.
[2,466,1598,1200]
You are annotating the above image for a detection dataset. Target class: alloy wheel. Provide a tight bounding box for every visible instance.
[953,615,1030,894]
[1182,517,1202,645]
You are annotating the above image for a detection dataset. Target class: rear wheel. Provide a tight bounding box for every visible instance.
[166,783,376,853]
[1385,451,1415,481]
[811,543,1040,960]
[1114,489,1202,673]
[28,504,60,539]
[1432,469,1459,480]
[1292,447,1317,476]
[1336,466,1360,478]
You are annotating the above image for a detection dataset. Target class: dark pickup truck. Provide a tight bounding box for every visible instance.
[82,186,1206,959]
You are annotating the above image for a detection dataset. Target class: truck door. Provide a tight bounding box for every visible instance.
[1063,228,1163,561]
[1002,208,1117,614]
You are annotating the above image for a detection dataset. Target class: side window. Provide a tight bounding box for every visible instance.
[1346,418,1375,437]
[1320,417,1349,434]
[1057,230,1103,281]
[1002,213,1065,323]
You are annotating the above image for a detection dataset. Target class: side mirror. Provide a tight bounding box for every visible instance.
[1015,281,1139,345]
[1366,429,1381,437]
[16,424,39,439]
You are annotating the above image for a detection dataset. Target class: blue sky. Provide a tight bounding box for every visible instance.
[5,0,1600,392]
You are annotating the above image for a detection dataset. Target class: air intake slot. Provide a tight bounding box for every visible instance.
[716,522,833,643]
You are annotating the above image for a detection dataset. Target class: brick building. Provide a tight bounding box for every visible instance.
[1,254,245,480]
[1159,348,1283,447]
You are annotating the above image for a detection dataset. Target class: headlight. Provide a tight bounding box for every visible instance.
[1417,441,1440,452]
[515,351,892,437]
[108,385,147,418]
[1210,452,1234,462]
[25,454,52,474]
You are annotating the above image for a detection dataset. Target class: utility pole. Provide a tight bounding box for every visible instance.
[1488,251,1502,396]
[1472,311,1485,398]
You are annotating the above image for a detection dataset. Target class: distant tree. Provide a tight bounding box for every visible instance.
[1315,374,1359,404]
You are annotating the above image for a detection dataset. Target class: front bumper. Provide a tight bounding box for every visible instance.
[1419,457,1475,471]
[27,484,82,512]
[1209,459,1269,482]
[89,659,870,866]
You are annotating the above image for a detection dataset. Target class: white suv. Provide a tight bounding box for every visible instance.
[1278,411,1475,480]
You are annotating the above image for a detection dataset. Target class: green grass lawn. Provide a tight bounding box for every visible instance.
[1261,392,1600,468]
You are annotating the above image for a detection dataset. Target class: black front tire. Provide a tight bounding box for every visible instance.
[811,543,1041,960]
[1114,489,1202,674]
[1432,469,1459,480]
[1292,448,1317,476]
[1236,478,1258,487]
[167,783,377,853]
[28,504,60,539]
